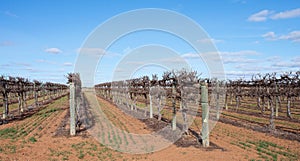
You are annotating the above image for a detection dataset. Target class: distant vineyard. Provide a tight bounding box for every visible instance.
[226,71,300,129]
[0,75,68,122]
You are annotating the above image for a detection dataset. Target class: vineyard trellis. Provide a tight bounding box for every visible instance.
[225,71,300,130]
[94,70,300,146]
[95,70,223,147]
[0,75,68,123]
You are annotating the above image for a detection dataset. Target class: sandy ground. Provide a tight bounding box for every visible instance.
[0,91,299,161]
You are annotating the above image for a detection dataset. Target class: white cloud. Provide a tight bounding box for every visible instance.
[182,50,259,58]
[197,38,223,44]
[222,57,257,64]
[248,8,300,22]
[235,64,283,72]
[77,48,106,55]
[77,48,121,58]
[221,50,259,56]
[279,31,300,42]
[272,61,300,68]
[271,8,300,20]
[248,10,272,22]
[266,56,281,62]
[63,62,73,66]
[182,53,201,59]
[45,48,62,54]
[11,62,31,67]
[291,56,300,62]
[36,59,56,64]
[262,31,300,42]
[270,57,300,68]
[159,57,187,63]
[262,32,276,40]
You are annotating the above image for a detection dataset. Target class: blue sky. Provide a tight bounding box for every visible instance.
[0,0,300,85]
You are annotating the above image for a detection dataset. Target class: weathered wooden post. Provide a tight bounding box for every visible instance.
[42,87,46,103]
[216,81,220,120]
[172,83,176,131]
[2,92,8,119]
[2,81,9,119]
[149,88,153,118]
[269,97,275,130]
[275,82,279,117]
[201,83,209,147]
[225,92,228,110]
[267,87,270,109]
[70,82,76,136]
[34,82,38,107]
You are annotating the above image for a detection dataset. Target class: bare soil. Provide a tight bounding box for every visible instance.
[0,92,299,161]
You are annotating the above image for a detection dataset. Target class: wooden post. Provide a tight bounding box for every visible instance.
[287,97,292,118]
[275,83,279,117]
[267,88,270,109]
[70,83,76,136]
[172,84,176,131]
[149,90,153,118]
[216,81,220,120]
[2,93,8,119]
[201,83,209,147]
[34,83,38,107]
[225,92,228,110]
[42,88,46,103]
[2,82,9,119]
[269,97,275,130]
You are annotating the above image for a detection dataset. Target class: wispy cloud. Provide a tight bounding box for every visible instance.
[36,59,56,64]
[45,48,62,54]
[269,57,300,68]
[77,48,121,58]
[77,48,106,55]
[266,56,281,62]
[13,62,31,67]
[182,53,201,59]
[197,38,223,44]
[279,31,300,42]
[4,11,18,18]
[0,41,14,46]
[182,50,259,59]
[262,32,276,40]
[221,50,259,56]
[63,62,73,66]
[248,8,300,22]
[291,56,300,62]
[231,0,247,4]
[271,8,300,20]
[272,61,300,68]
[222,57,257,64]
[262,31,300,42]
[248,10,272,22]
